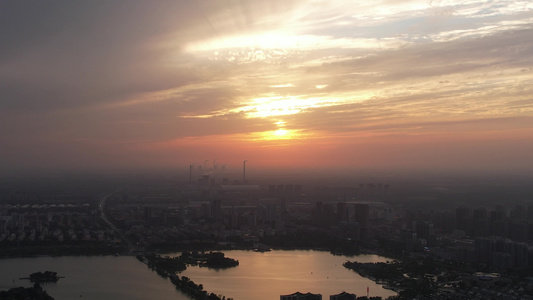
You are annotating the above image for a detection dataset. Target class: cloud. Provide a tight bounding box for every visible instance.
[1,0,532,173]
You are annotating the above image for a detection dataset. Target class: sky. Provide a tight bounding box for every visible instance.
[1,0,532,175]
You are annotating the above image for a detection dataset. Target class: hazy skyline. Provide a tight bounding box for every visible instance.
[1,1,532,174]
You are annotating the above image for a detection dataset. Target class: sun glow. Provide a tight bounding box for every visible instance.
[185,32,324,52]
[274,129,288,137]
[185,32,407,56]
[248,120,306,141]
[232,95,342,118]
[254,129,302,141]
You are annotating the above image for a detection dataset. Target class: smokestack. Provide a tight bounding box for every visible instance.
[189,164,193,184]
[243,160,247,184]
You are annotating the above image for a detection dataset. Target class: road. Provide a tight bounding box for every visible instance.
[98,188,137,253]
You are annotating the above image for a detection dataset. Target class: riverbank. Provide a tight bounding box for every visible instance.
[342,255,533,299]
[137,252,238,300]
[0,242,125,258]
[0,284,55,300]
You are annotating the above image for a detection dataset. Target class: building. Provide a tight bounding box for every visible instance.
[337,202,349,225]
[353,203,370,228]
[330,291,356,300]
[280,292,322,300]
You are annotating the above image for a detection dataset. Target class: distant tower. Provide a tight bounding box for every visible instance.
[211,199,222,221]
[337,202,349,225]
[243,160,247,184]
[354,203,370,227]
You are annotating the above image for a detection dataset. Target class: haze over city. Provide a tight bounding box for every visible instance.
[1,0,532,176]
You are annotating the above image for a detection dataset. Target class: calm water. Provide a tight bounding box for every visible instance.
[0,251,396,300]
[0,256,191,300]
[179,250,397,300]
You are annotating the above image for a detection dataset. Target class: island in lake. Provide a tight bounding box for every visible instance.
[137,251,238,300]
[20,271,64,284]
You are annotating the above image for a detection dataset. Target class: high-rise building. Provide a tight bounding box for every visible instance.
[415,221,434,240]
[473,207,489,237]
[456,206,472,233]
[211,199,222,222]
[337,202,349,225]
[353,203,369,228]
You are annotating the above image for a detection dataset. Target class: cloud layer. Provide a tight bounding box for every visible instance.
[1,0,532,174]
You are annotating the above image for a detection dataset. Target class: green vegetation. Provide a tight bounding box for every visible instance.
[0,242,125,258]
[169,275,233,300]
[142,253,187,276]
[260,230,361,255]
[137,252,238,300]
[201,252,239,269]
[27,271,62,283]
[344,258,438,298]
[0,283,54,300]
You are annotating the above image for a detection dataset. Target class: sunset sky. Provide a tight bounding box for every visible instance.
[1,0,532,174]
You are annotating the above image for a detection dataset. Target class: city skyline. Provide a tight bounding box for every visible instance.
[1,1,532,174]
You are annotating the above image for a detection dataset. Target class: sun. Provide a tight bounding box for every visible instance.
[255,129,299,141]
[274,129,289,137]
[252,121,307,141]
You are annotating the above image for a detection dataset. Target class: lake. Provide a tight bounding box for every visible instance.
[179,250,397,299]
[0,256,191,300]
[0,251,396,300]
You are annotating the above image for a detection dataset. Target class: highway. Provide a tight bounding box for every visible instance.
[98,188,137,253]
